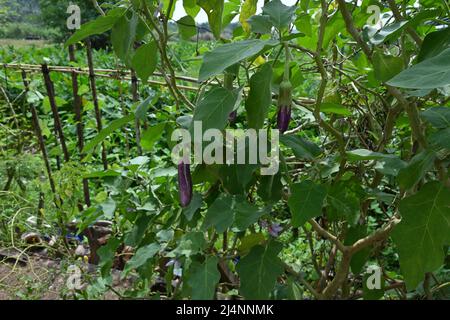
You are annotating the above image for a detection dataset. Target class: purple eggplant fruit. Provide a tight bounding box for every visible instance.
[277,105,292,134]
[277,80,292,133]
[178,161,192,207]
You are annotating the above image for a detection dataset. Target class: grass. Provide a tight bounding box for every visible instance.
[0,39,49,48]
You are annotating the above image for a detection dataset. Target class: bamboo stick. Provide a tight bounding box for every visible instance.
[41,63,70,162]
[21,70,56,194]
[86,40,108,170]
[2,63,203,91]
[131,69,143,156]
[69,44,91,207]
[3,63,201,83]
[2,63,316,104]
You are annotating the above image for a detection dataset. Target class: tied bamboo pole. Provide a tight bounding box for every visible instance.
[1,63,207,92]
[69,44,91,207]
[41,63,70,162]
[86,39,108,170]
[21,70,56,195]
[131,69,143,156]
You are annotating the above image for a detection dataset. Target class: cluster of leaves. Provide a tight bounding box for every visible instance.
[1,0,449,300]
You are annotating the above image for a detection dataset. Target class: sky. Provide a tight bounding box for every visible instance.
[172,0,299,23]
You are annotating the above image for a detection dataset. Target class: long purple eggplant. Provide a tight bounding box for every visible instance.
[178,161,192,207]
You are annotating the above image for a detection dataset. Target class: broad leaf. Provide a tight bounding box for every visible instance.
[191,87,238,131]
[248,15,273,34]
[131,41,158,83]
[135,96,153,121]
[199,39,277,81]
[236,241,284,299]
[420,107,450,129]
[234,200,269,231]
[219,163,259,195]
[322,13,345,50]
[373,51,404,82]
[387,48,450,89]
[141,123,166,151]
[327,183,361,225]
[280,135,322,160]
[65,13,123,46]
[392,181,450,290]
[398,150,436,190]
[418,28,450,62]
[429,128,450,150]
[83,114,135,153]
[111,13,138,66]
[320,102,351,116]
[202,194,235,233]
[222,0,240,28]
[238,233,266,256]
[245,63,273,129]
[100,197,116,218]
[124,214,153,247]
[197,0,224,39]
[124,243,160,273]
[177,15,197,40]
[239,0,258,33]
[262,0,296,31]
[288,180,327,227]
[97,238,121,277]
[184,0,200,17]
[188,256,221,300]
[202,194,265,232]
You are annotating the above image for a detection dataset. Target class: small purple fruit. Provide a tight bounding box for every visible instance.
[178,161,192,207]
[277,80,293,134]
[277,105,292,134]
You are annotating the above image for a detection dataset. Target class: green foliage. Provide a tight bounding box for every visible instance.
[196,0,224,39]
[82,114,135,153]
[236,241,284,299]
[1,0,449,301]
[198,39,277,81]
[387,48,450,89]
[261,0,296,31]
[191,87,239,131]
[177,15,197,40]
[393,182,450,290]
[187,256,221,300]
[245,63,273,129]
[288,180,327,227]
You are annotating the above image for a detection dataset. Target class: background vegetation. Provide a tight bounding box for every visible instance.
[0,0,449,300]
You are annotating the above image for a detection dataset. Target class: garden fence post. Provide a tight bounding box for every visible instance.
[41,63,70,162]
[21,70,56,195]
[131,69,143,156]
[69,44,91,207]
[86,39,108,170]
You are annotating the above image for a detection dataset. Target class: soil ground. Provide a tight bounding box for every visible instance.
[0,249,130,300]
